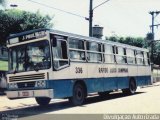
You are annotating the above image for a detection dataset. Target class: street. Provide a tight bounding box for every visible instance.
[0,83,160,120]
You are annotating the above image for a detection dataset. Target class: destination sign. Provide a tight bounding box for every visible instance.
[8,30,48,45]
[19,31,47,42]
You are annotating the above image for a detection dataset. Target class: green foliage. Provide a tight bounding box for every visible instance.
[0,0,5,6]
[0,9,53,45]
[106,36,146,48]
[0,0,6,9]
[146,32,154,40]
[152,42,160,65]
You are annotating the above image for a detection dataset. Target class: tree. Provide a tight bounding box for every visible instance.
[0,0,6,8]
[0,9,53,45]
[106,36,145,48]
[151,42,160,65]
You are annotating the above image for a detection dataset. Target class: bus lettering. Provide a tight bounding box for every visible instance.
[99,68,108,73]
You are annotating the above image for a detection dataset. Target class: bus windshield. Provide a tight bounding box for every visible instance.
[9,40,51,73]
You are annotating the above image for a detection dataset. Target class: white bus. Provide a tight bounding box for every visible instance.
[6,29,151,106]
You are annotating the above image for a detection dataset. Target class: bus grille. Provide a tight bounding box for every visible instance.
[17,82,35,88]
[9,73,45,82]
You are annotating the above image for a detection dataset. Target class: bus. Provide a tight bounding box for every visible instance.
[6,28,151,106]
[0,46,8,91]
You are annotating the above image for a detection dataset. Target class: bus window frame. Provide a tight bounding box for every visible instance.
[143,51,150,66]
[86,41,103,63]
[115,46,127,64]
[103,43,115,64]
[68,38,86,62]
[126,48,136,65]
[136,50,145,65]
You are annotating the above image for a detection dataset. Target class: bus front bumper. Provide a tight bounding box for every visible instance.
[6,89,54,99]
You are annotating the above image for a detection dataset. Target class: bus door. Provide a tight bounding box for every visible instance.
[50,34,70,79]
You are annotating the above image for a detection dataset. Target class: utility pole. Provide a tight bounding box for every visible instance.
[88,0,110,37]
[89,0,93,37]
[149,11,160,71]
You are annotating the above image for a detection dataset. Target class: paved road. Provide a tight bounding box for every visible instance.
[0,83,160,120]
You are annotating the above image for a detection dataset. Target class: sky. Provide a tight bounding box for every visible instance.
[6,0,160,39]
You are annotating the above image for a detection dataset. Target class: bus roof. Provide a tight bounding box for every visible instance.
[7,28,149,52]
[50,29,149,52]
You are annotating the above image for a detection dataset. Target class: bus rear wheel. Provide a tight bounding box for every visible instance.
[69,83,85,106]
[35,97,51,106]
[122,79,137,95]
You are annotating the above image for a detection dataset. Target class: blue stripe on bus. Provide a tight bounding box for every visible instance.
[46,76,151,98]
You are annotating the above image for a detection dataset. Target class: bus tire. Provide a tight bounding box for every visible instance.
[122,79,137,95]
[35,97,51,106]
[69,83,85,106]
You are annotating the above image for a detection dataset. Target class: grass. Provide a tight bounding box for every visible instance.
[0,60,8,71]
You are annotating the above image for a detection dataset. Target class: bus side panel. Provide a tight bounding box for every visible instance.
[117,77,129,89]
[103,77,117,91]
[103,64,117,91]
[136,76,151,86]
[47,80,73,98]
[136,65,151,86]
[85,77,126,93]
[85,77,117,93]
[94,78,104,92]
[116,64,129,89]
[85,78,102,93]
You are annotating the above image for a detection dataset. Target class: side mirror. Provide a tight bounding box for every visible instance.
[52,37,57,47]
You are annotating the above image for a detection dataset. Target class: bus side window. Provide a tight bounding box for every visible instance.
[87,42,102,63]
[136,51,144,65]
[104,44,114,63]
[115,46,127,64]
[61,41,68,59]
[144,52,150,66]
[126,49,135,64]
[69,38,85,61]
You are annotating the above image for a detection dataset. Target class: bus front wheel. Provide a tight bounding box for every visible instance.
[35,97,51,106]
[69,83,85,106]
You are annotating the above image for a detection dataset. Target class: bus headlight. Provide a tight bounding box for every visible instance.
[9,83,18,89]
[35,80,46,88]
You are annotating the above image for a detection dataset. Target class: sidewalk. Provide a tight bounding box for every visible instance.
[141,81,160,88]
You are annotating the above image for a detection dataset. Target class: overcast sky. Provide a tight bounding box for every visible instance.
[6,0,160,39]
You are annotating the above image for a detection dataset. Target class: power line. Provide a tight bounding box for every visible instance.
[28,0,87,20]
[93,0,111,10]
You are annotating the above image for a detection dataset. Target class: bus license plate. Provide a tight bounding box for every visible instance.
[22,91,29,97]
